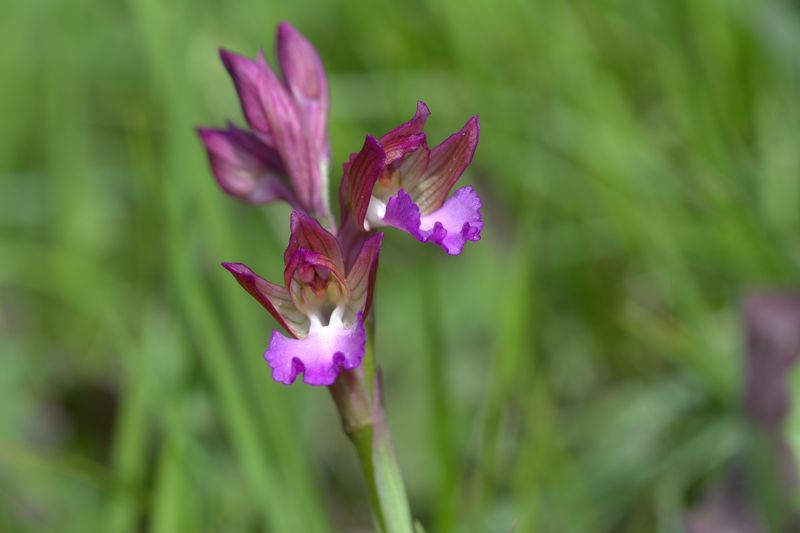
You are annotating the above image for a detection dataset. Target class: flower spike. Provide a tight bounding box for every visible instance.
[223,212,383,386]
[201,22,482,526]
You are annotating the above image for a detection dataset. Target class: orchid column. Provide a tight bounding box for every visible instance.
[198,22,482,532]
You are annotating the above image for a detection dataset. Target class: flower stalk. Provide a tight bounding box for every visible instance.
[329,321,413,533]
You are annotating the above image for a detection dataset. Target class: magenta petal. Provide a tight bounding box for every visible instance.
[413,115,479,214]
[380,101,430,141]
[346,232,383,319]
[284,211,344,273]
[283,248,347,307]
[265,315,366,386]
[219,49,273,141]
[197,125,294,204]
[382,186,483,255]
[382,133,427,168]
[222,262,309,337]
[276,23,328,146]
[338,136,386,228]
[276,22,330,215]
[254,63,318,212]
[277,22,327,103]
[218,37,326,216]
[379,101,431,165]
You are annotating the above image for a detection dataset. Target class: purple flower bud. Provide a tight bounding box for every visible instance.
[219,49,274,139]
[276,22,330,194]
[200,23,331,219]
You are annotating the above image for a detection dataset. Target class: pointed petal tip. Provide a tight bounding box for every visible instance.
[196,125,231,143]
[377,103,431,166]
[288,211,338,255]
[416,100,431,117]
[223,261,308,338]
[362,135,386,161]
[276,20,326,96]
[277,21,300,39]
[463,115,480,138]
[221,261,248,275]
[345,134,386,171]
[218,47,248,70]
[196,126,212,141]
[218,48,279,135]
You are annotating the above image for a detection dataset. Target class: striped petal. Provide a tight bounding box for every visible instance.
[197,125,295,204]
[222,262,309,337]
[409,115,479,215]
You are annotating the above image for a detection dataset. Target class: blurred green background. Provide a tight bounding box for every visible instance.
[2,0,800,531]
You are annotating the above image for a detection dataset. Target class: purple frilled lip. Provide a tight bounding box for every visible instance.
[222,211,382,386]
[339,102,483,255]
[197,22,331,219]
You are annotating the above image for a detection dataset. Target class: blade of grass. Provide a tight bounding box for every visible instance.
[419,264,457,533]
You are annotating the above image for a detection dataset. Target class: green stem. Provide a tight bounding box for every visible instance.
[329,329,414,533]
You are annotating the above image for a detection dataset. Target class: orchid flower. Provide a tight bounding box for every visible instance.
[198,22,331,221]
[341,101,482,255]
[223,211,381,386]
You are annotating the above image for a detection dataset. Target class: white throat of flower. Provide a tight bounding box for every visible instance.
[364,196,387,231]
[307,305,346,336]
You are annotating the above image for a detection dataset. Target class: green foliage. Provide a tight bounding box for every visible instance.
[1,0,799,531]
